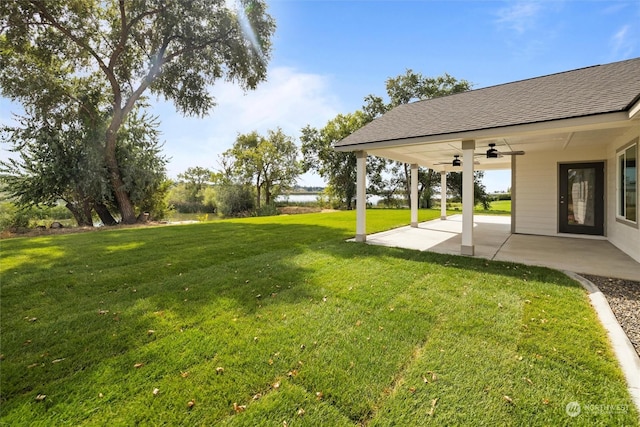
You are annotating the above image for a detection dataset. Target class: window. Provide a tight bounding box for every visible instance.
[617,139,637,223]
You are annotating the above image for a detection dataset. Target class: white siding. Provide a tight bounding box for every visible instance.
[606,125,640,263]
[514,146,607,236]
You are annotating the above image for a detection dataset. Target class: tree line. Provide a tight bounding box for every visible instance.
[0,1,490,229]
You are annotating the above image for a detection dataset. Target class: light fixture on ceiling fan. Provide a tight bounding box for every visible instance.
[486,143,525,158]
[434,155,479,167]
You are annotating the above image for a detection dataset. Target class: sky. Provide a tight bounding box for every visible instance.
[1,0,639,192]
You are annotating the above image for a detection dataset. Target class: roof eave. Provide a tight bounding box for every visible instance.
[334,111,632,152]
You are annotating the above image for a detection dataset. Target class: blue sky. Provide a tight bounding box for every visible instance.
[1,0,639,192]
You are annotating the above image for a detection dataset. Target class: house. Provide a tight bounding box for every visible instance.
[334,58,640,263]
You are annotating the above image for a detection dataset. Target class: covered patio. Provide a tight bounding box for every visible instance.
[361,214,640,281]
[336,58,640,265]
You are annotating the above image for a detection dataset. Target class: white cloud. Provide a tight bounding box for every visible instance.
[151,66,342,180]
[495,1,542,34]
[610,24,635,59]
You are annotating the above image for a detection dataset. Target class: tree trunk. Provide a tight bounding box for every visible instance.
[403,163,411,207]
[66,202,93,227]
[105,115,137,224]
[255,179,261,209]
[265,183,271,206]
[94,202,118,226]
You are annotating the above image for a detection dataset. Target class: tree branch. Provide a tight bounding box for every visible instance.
[28,1,122,110]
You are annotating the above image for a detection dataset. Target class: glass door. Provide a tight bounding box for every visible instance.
[559,162,604,235]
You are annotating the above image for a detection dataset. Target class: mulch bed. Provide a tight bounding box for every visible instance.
[581,274,640,357]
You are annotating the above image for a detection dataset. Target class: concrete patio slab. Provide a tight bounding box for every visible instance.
[364,215,640,281]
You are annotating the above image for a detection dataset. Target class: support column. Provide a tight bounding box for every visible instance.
[461,140,475,256]
[410,163,418,227]
[440,171,447,220]
[511,155,516,234]
[355,151,367,242]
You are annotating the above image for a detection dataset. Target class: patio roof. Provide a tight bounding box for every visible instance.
[335,57,640,171]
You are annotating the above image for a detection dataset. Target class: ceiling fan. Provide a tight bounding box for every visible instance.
[434,155,479,167]
[485,143,525,158]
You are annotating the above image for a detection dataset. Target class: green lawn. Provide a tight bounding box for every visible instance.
[1,209,637,425]
[445,199,512,215]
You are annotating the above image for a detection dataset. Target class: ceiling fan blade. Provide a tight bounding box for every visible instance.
[501,150,525,155]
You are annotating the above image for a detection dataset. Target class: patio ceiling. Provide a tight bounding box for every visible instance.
[363,114,636,172]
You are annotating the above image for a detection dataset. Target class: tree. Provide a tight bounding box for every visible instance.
[177,166,214,204]
[1,104,168,226]
[300,111,387,209]
[222,129,300,209]
[446,171,491,209]
[363,70,472,206]
[1,0,275,223]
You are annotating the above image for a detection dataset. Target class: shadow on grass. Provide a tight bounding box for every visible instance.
[0,218,580,419]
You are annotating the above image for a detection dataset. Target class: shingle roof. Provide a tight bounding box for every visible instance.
[336,57,640,148]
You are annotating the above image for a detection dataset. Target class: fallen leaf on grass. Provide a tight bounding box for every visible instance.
[134,363,144,369]
[408,387,416,394]
[187,399,195,409]
[272,381,280,390]
[503,395,514,404]
[147,330,155,336]
[98,310,109,315]
[216,367,224,374]
[51,358,65,364]
[428,398,438,416]
[99,393,104,398]
[523,377,533,385]
[252,393,261,400]
[27,363,40,369]
[287,369,298,378]
[297,408,305,416]
[233,402,246,413]
[542,398,550,405]
[316,391,323,400]
[153,388,160,396]
[180,371,189,378]
[35,394,46,402]
[423,371,438,383]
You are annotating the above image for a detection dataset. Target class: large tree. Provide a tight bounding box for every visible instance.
[222,128,300,209]
[1,102,168,226]
[0,0,275,223]
[301,111,387,209]
[363,70,472,206]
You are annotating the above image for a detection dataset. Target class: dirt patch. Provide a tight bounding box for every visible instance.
[278,206,323,215]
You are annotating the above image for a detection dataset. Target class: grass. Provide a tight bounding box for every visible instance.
[1,209,637,426]
[445,199,512,215]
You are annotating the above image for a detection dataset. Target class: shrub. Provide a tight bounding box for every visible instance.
[0,202,31,231]
[254,202,278,217]
[215,184,254,217]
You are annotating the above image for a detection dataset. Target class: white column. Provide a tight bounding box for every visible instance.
[511,155,516,234]
[355,151,367,242]
[440,171,447,220]
[410,163,418,227]
[461,140,475,256]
